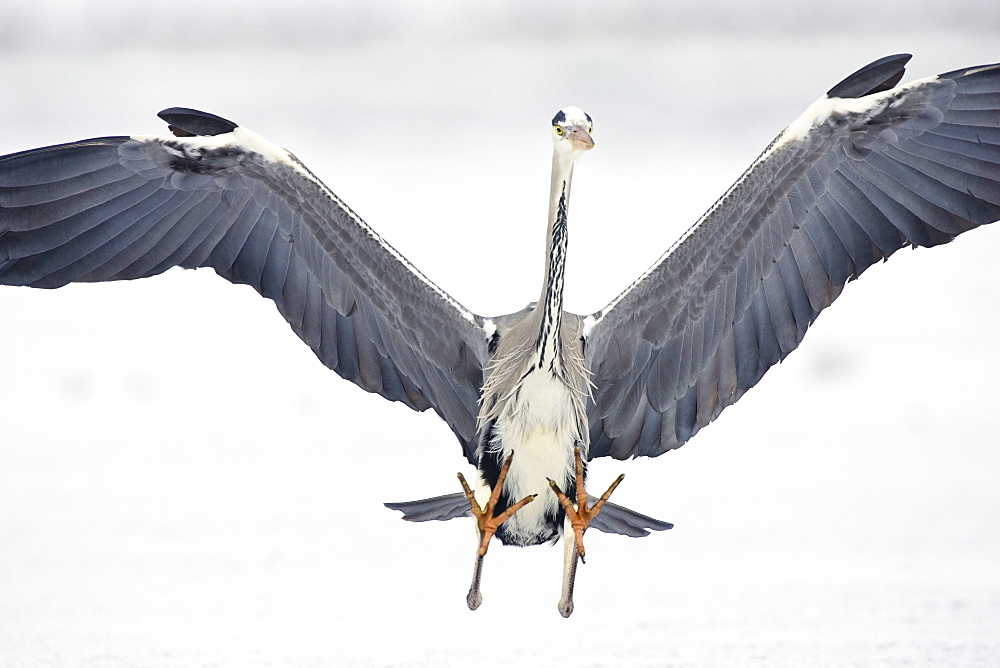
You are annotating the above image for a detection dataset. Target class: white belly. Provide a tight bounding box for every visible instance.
[481,370,580,544]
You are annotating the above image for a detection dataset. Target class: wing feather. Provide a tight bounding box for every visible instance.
[0,112,490,462]
[583,57,1000,459]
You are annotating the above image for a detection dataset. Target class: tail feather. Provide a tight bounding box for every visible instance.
[385,491,673,538]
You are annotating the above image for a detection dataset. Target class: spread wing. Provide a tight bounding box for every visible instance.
[583,55,1000,459]
[0,108,490,462]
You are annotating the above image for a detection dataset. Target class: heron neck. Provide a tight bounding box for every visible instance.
[534,152,575,371]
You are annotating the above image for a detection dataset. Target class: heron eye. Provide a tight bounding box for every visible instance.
[555,126,565,136]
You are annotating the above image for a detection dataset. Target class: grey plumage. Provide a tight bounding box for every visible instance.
[2,55,1000,523]
[583,56,1000,459]
[0,125,489,462]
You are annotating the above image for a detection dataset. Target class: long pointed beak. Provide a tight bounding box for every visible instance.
[567,126,594,151]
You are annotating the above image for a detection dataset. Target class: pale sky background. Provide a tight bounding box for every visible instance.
[1,1,999,666]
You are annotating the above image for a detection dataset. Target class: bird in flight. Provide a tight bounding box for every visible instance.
[1,54,998,617]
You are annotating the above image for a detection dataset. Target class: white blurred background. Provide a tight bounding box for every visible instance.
[1,1,999,665]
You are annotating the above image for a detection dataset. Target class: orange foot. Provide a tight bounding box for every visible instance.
[457,453,536,610]
[547,443,624,562]
[458,452,537,557]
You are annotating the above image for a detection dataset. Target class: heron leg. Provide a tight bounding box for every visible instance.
[549,444,623,617]
[557,516,580,618]
[547,443,624,562]
[457,453,536,611]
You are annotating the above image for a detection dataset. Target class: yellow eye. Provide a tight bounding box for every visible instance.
[554,126,564,136]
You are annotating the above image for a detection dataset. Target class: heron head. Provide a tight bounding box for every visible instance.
[552,106,594,155]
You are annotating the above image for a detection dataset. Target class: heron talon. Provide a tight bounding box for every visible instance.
[548,445,624,559]
[458,453,536,556]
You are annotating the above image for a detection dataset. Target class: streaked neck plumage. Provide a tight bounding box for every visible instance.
[534,149,577,373]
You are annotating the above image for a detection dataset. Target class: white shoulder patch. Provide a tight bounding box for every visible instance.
[775,74,939,149]
[482,318,497,339]
[132,126,295,168]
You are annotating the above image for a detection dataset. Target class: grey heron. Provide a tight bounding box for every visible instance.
[1,54,999,618]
